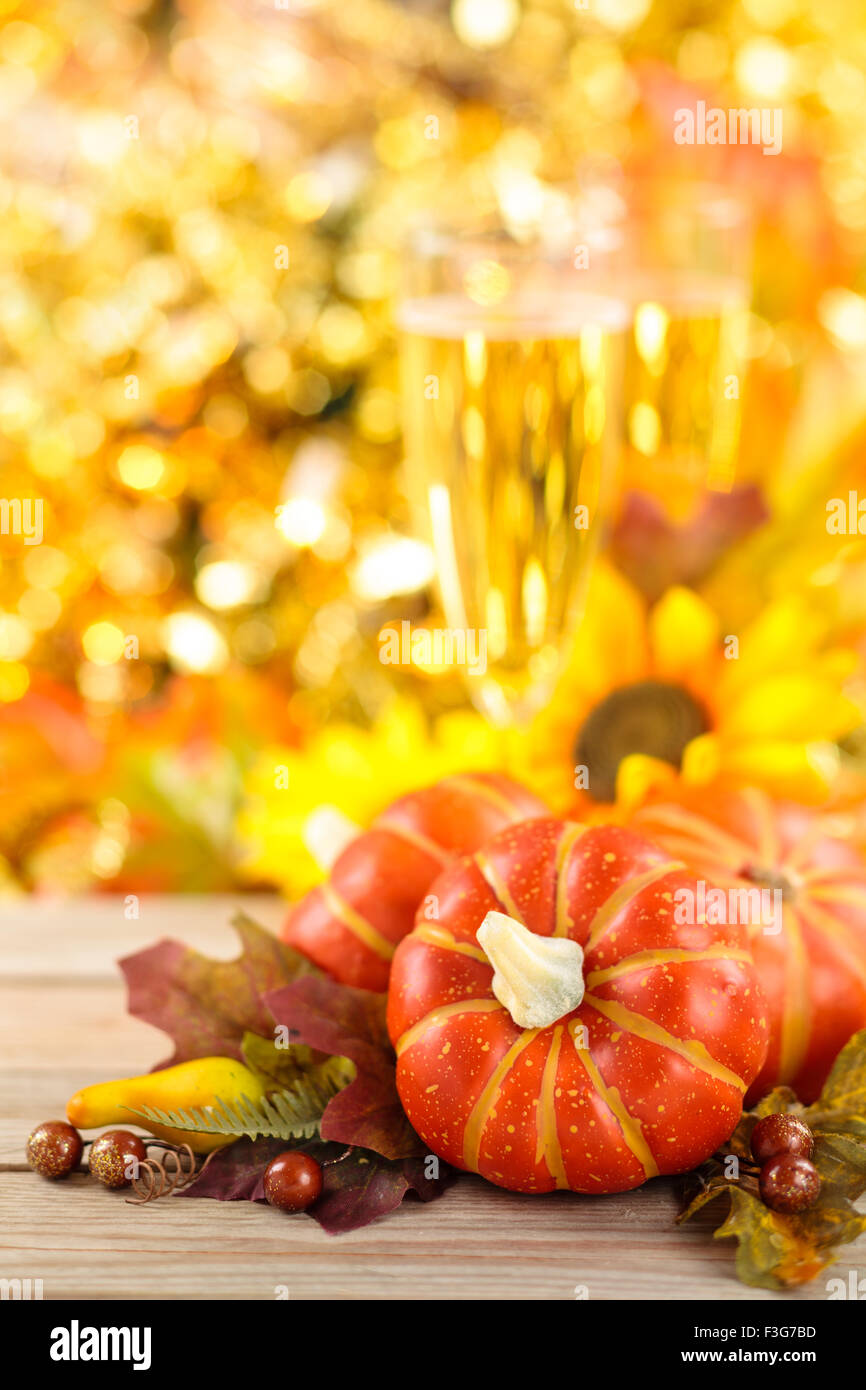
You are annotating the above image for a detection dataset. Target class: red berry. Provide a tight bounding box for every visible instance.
[759,1153,821,1213]
[751,1113,813,1164]
[263,1151,322,1212]
[89,1130,148,1189]
[26,1121,83,1179]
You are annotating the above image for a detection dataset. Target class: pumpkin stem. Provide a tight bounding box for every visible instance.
[302,806,362,870]
[740,862,799,901]
[476,911,585,1030]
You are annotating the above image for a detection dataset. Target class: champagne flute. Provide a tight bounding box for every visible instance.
[398,210,627,726]
[613,179,752,530]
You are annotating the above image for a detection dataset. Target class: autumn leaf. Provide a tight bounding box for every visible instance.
[310,1148,454,1235]
[803,1030,866,1139]
[680,1147,866,1290]
[179,1135,287,1201]
[240,1030,353,1093]
[717,1188,834,1290]
[611,484,768,601]
[179,1136,454,1233]
[679,1165,734,1218]
[753,1085,800,1119]
[265,976,423,1161]
[114,907,452,1231]
[120,912,319,1067]
[812,1131,866,1203]
[723,1086,800,1161]
[679,1030,866,1289]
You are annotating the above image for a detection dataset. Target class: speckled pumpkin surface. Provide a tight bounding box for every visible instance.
[281,772,546,990]
[634,789,866,1104]
[387,817,768,1194]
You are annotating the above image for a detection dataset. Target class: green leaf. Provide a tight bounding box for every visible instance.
[240,1029,353,1092]
[810,1028,866,1111]
[803,1028,866,1140]
[753,1085,800,1119]
[682,1174,855,1291]
[713,1187,834,1291]
[677,1171,732,1225]
[812,1131,866,1202]
[266,976,424,1160]
[128,1059,351,1142]
[241,1030,315,1086]
[678,1136,866,1290]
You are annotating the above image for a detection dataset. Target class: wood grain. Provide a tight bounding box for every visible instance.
[1,896,863,1300]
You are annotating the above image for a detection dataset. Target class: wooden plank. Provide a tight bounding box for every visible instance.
[1,1070,156,1164]
[0,984,167,1075]
[5,1067,864,1301]
[0,894,284,980]
[3,899,865,1301]
[0,1170,843,1302]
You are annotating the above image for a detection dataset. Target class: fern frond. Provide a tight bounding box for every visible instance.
[126,1060,348,1142]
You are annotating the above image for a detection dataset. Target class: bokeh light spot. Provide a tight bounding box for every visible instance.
[452,0,520,50]
[82,621,125,665]
[117,444,165,491]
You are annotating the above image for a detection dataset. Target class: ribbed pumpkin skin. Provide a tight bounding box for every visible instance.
[281,774,547,990]
[387,817,768,1194]
[633,790,866,1104]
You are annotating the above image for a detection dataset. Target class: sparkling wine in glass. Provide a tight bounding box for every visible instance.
[399,224,626,725]
[615,182,752,527]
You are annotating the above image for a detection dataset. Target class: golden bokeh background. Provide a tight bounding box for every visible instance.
[2,0,866,894]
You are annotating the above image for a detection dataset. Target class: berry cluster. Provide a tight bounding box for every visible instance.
[750,1114,821,1213]
[26,1121,324,1214]
[26,1122,149,1188]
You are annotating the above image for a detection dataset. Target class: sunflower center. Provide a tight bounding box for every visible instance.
[574,679,709,803]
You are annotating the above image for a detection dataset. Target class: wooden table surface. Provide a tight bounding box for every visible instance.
[2,895,863,1302]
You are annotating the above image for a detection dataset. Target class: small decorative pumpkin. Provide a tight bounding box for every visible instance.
[387,817,767,1194]
[281,774,547,990]
[633,789,866,1103]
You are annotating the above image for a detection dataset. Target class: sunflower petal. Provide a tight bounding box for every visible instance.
[563,561,649,699]
[714,740,841,803]
[722,597,824,694]
[722,675,861,742]
[680,733,723,786]
[649,587,720,682]
[615,754,679,812]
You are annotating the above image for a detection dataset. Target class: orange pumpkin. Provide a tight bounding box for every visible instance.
[634,789,866,1103]
[387,817,768,1194]
[281,774,546,990]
